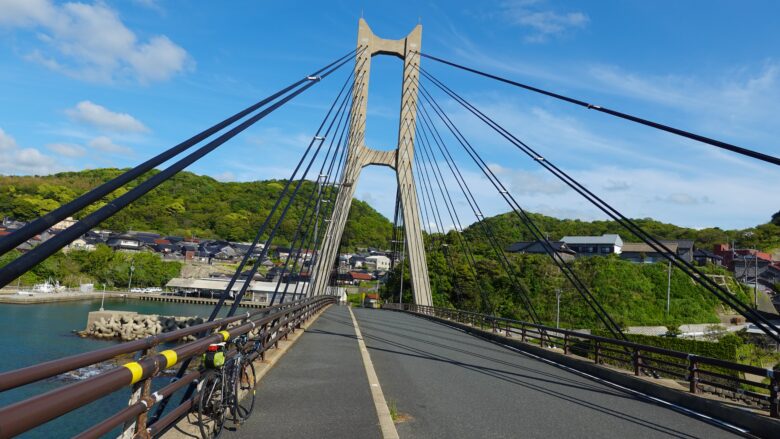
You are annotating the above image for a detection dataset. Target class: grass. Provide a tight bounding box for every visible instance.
[388,399,399,422]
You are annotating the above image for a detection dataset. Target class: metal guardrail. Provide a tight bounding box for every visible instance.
[0,296,335,438]
[386,303,780,418]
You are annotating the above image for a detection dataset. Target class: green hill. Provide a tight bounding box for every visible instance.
[383,211,774,330]
[0,169,393,250]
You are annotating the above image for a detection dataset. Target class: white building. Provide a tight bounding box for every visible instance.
[365,255,391,271]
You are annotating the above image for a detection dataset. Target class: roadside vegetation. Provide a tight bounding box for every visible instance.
[0,245,181,289]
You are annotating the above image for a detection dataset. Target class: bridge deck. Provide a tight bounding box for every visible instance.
[239,306,742,438]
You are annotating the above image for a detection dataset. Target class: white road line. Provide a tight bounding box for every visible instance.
[348,307,400,439]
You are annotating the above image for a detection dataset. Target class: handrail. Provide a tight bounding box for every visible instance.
[0,299,300,392]
[0,295,335,438]
[387,303,780,418]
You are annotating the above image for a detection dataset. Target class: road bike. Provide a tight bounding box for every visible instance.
[195,334,259,438]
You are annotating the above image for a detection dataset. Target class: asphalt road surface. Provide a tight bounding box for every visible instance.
[238,306,744,438]
[351,308,743,439]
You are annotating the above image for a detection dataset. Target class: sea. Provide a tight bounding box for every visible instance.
[0,298,226,438]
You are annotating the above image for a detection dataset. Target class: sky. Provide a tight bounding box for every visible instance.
[0,0,778,232]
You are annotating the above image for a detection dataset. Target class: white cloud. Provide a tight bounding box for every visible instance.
[88,136,132,154]
[0,128,18,151]
[0,128,63,175]
[489,163,566,195]
[500,0,589,43]
[46,142,85,157]
[213,171,235,182]
[603,180,630,192]
[132,0,164,14]
[655,193,712,206]
[0,0,191,83]
[66,101,149,133]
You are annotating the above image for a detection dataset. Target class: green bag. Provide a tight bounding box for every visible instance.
[202,344,225,368]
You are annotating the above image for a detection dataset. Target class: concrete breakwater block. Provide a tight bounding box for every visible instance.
[82,310,205,341]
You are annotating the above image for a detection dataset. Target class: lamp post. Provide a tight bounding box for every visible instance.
[100,283,106,311]
[127,260,135,292]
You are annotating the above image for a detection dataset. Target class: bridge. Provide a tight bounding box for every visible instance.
[0,18,779,439]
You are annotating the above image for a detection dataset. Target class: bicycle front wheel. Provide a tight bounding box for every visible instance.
[234,359,257,421]
[196,370,226,439]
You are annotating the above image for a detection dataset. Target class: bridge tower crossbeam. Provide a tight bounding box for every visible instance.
[310,19,432,306]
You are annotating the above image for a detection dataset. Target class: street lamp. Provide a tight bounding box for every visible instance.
[127,260,135,292]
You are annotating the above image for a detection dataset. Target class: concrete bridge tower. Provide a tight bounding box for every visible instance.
[310,19,433,306]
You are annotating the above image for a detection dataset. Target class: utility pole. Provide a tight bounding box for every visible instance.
[555,289,562,329]
[666,259,672,315]
[754,254,759,309]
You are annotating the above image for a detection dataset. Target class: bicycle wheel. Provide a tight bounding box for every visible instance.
[233,359,257,421]
[196,370,226,439]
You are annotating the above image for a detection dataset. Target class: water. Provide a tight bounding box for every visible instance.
[0,298,226,438]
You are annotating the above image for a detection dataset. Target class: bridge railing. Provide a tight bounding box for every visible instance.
[0,296,335,438]
[385,303,779,418]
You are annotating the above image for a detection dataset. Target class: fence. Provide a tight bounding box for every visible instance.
[386,303,779,418]
[0,296,335,438]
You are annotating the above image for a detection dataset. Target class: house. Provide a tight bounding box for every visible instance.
[732,254,773,283]
[363,292,381,308]
[761,263,780,286]
[350,271,374,282]
[693,249,722,266]
[365,255,391,271]
[660,239,694,263]
[350,255,367,268]
[106,233,143,252]
[200,240,238,260]
[51,216,78,231]
[561,234,623,257]
[338,271,374,285]
[65,236,96,252]
[506,240,576,262]
[129,231,162,245]
[713,244,773,273]
[620,242,677,263]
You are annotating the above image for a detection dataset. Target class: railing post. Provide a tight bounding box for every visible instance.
[594,340,600,364]
[505,321,511,337]
[688,355,698,394]
[563,333,569,355]
[521,325,526,343]
[633,347,642,376]
[492,318,498,333]
[121,347,154,439]
[769,368,778,418]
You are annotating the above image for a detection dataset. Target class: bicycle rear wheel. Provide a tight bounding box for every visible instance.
[234,359,257,421]
[196,370,226,439]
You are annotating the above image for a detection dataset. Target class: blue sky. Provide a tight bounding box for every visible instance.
[0,0,778,231]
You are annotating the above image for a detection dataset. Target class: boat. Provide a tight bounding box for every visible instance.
[16,279,66,295]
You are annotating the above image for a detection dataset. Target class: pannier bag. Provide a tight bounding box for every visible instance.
[202,343,226,368]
